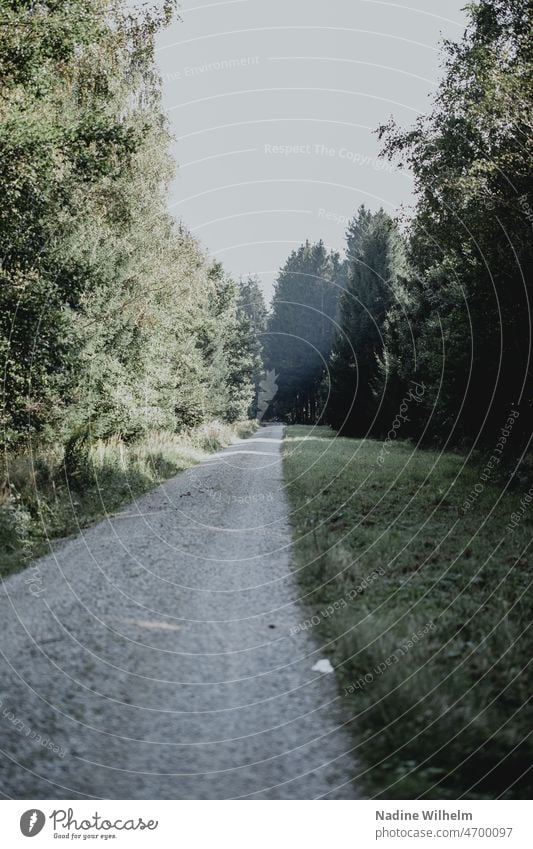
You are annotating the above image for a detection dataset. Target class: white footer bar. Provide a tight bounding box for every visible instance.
[2,800,529,848]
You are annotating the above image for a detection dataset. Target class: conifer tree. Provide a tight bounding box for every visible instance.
[327,208,405,435]
[265,241,345,422]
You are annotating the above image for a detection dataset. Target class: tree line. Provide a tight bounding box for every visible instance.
[266,0,532,453]
[0,0,266,464]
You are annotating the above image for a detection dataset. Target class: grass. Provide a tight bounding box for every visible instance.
[1,419,255,578]
[282,425,532,800]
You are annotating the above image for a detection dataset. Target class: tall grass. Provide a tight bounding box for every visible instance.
[1,420,256,576]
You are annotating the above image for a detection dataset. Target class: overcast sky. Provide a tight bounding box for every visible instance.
[155,0,467,300]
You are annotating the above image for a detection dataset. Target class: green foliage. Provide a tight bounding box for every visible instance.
[327,207,406,435]
[0,0,258,444]
[270,1,531,452]
[0,420,256,577]
[265,241,346,422]
[283,426,533,799]
[377,0,533,448]
[0,0,261,570]
[0,0,157,444]
[237,277,268,417]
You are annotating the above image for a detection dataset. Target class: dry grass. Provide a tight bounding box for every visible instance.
[1,419,256,576]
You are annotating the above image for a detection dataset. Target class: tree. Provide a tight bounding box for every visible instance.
[378,0,533,448]
[265,241,346,422]
[0,0,176,447]
[326,208,406,436]
[237,277,267,417]
[0,0,258,470]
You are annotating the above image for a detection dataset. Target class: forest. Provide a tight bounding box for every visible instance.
[0,0,265,569]
[1,0,531,563]
[266,0,532,457]
[0,0,531,806]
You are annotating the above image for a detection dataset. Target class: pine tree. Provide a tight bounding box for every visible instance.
[327,208,405,436]
[265,241,345,422]
[378,0,533,448]
[237,277,267,417]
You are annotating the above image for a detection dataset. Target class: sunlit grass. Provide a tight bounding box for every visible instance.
[0,420,256,576]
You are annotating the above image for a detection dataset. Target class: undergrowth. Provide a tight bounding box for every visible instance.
[1,420,255,577]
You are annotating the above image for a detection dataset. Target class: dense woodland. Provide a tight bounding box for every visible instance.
[0,0,265,563]
[264,241,346,423]
[0,0,531,563]
[0,0,531,803]
[267,0,532,454]
[0,0,264,450]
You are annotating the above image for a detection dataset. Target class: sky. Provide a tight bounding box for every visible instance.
[154,0,468,301]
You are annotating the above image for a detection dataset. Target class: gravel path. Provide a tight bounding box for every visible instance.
[0,424,357,799]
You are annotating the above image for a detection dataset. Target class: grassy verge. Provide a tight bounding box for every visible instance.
[1,419,255,578]
[282,425,532,799]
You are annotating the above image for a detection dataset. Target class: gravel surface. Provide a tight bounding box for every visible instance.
[0,424,358,799]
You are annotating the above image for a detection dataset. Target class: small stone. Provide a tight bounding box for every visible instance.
[312,658,334,674]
